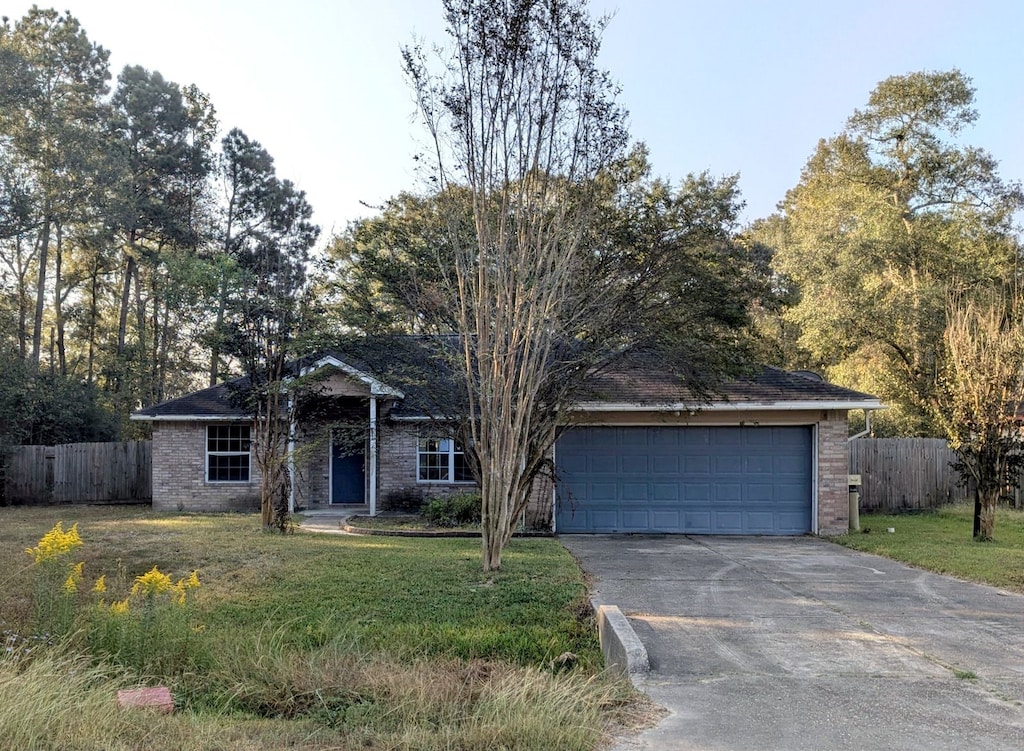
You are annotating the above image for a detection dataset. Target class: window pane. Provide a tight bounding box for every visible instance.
[207,425,251,482]
[208,454,250,482]
[418,451,448,481]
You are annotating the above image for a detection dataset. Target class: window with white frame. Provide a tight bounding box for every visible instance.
[207,424,251,482]
[417,437,473,483]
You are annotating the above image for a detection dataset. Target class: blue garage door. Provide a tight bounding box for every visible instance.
[555,426,813,534]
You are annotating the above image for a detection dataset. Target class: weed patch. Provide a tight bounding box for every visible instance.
[0,506,636,749]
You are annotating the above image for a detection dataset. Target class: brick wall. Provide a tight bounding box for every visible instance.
[151,421,260,512]
[154,412,853,532]
[293,428,330,507]
[816,410,850,535]
[377,423,482,511]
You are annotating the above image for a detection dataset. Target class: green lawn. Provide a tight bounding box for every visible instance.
[0,505,635,751]
[832,504,1024,592]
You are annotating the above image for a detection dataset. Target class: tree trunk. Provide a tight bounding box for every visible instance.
[972,486,982,539]
[209,273,228,386]
[30,214,51,369]
[53,222,66,376]
[117,253,135,357]
[976,489,997,541]
[86,256,99,384]
[15,236,30,360]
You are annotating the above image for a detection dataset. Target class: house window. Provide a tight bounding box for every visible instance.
[417,437,473,483]
[207,424,251,483]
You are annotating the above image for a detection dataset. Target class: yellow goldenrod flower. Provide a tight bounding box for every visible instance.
[185,570,200,589]
[109,599,130,615]
[131,566,173,598]
[26,522,83,564]
[63,562,84,594]
[92,575,107,594]
[173,580,187,606]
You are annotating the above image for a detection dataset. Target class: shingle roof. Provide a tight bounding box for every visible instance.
[133,377,253,420]
[580,362,880,407]
[132,338,881,421]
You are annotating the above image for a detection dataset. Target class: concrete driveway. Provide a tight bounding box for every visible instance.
[562,535,1024,751]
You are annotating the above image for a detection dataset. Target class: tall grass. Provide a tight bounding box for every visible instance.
[0,641,633,751]
[0,507,640,749]
[198,627,633,750]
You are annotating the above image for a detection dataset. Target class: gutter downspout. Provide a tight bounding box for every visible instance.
[369,397,378,517]
[848,409,873,442]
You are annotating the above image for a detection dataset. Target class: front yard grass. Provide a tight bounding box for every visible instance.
[0,505,635,750]
[832,504,1024,593]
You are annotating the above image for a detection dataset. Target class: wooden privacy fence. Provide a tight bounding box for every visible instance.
[849,438,966,512]
[849,437,1024,512]
[3,441,152,505]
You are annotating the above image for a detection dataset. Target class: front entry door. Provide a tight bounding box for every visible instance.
[331,442,365,504]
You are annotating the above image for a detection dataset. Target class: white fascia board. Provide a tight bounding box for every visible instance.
[570,400,886,412]
[130,414,252,422]
[305,355,405,398]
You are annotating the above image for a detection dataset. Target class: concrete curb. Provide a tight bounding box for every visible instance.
[593,599,649,684]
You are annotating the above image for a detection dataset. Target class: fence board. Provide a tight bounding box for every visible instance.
[3,441,151,505]
[850,437,969,512]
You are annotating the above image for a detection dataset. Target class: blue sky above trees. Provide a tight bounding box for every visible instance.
[8,0,1023,239]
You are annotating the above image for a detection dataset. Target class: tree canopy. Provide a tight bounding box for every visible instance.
[764,69,1022,435]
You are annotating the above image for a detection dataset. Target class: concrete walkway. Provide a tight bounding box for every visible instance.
[563,535,1024,751]
[293,507,365,534]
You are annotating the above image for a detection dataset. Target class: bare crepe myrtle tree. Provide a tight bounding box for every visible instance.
[934,290,1024,541]
[403,0,629,570]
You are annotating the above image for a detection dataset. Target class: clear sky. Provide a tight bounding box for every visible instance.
[7,0,1024,241]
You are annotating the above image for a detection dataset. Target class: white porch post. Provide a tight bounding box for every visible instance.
[369,396,378,516]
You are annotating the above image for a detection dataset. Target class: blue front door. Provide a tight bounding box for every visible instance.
[331,442,365,504]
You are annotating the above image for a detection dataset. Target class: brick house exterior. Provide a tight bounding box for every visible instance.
[133,348,881,535]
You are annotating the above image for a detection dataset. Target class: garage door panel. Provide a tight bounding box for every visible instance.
[682,429,710,446]
[622,509,649,529]
[714,430,743,447]
[556,426,812,534]
[622,483,648,501]
[653,455,679,473]
[714,511,744,533]
[652,509,682,528]
[745,430,775,446]
[746,455,773,474]
[684,511,712,533]
[684,483,710,501]
[715,455,743,474]
[652,428,680,446]
[745,483,774,499]
[653,483,679,501]
[775,453,808,470]
[684,455,710,474]
[621,455,649,473]
[715,483,742,502]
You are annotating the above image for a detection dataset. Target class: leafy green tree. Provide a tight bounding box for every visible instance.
[768,70,1022,435]
[105,64,216,408]
[323,190,471,335]
[219,129,320,530]
[0,8,111,370]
